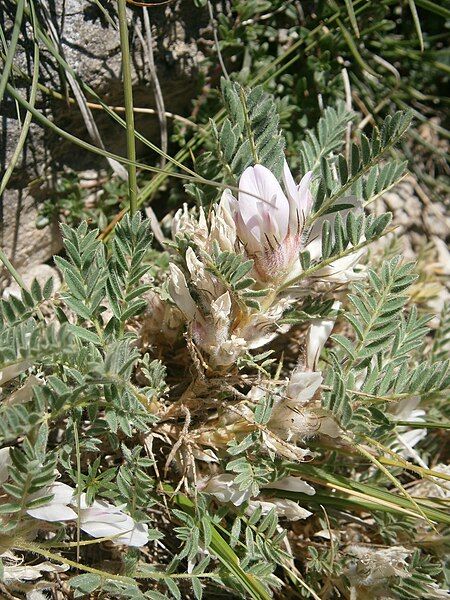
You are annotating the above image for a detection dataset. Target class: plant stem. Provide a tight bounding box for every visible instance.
[117,0,137,215]
[0,0,24,103]
[0,1,40,196]
[0,247,27,291]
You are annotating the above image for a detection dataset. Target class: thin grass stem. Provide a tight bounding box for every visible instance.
[117,0,137,215]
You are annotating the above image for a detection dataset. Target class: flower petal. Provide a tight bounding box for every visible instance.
[306,304,340,370]
[282,160,297,204]
[168,263,197,320]
[264,476,315,496]
[238,165,289,244]
[287,369,322,402]
[201,474,252,506]
[297,171,313,217]
[249,498,312,521]
[27,504,78,522]
[211,291,232,322]
[28,482,75,505]
[0,446,12,485]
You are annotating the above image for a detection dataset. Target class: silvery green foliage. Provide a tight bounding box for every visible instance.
[218,79,286,178]
[325,258,450,430]
[1,85,448,600]
[186,80,287,205]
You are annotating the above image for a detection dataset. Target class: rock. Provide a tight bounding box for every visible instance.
[1,0,211,275]
[2,263,61,299]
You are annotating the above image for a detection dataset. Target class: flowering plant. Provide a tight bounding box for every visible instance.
[0,81,449,600]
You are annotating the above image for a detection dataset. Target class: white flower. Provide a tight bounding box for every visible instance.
[27,482,78,522]
[168,263,198,321]
[0,446,12,485]
[210,334,248,366]
[0,551,69,583]
[209,190,237,253]
[268,369,340,441]
[410,463,450,499]
[286,369,323,403]
[200,474,252,506]
[77,495,148,547]
[248,498,312,521]
[199,473,314,521]
[237,296,293,349]
[25,482,148,547]
[172,203,208,247]
[306,302,340,370]
[265,475,315,495]
[392,397,427,467]
[168,259,248,366]
[140,290,184,347]
[228,163,313,282]
[185,247,218,296]
[268,308,341,441]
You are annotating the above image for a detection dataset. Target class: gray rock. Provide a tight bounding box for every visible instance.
[1,0,210,280]
[2,263,61,299]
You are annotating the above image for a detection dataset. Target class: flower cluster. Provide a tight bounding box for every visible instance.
[167,184,295,366]
[159,161,364,368]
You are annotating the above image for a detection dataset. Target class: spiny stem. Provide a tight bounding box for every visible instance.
[117,0,138,215]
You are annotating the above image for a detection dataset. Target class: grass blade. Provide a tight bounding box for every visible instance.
[0,0,25,103]
[117,0,137,215]
[174,493,272,600]
[407,0,425,52]
[344,0,360,38]
[0,1,39,195]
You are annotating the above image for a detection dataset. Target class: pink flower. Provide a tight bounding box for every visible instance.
[228,162,312,282]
